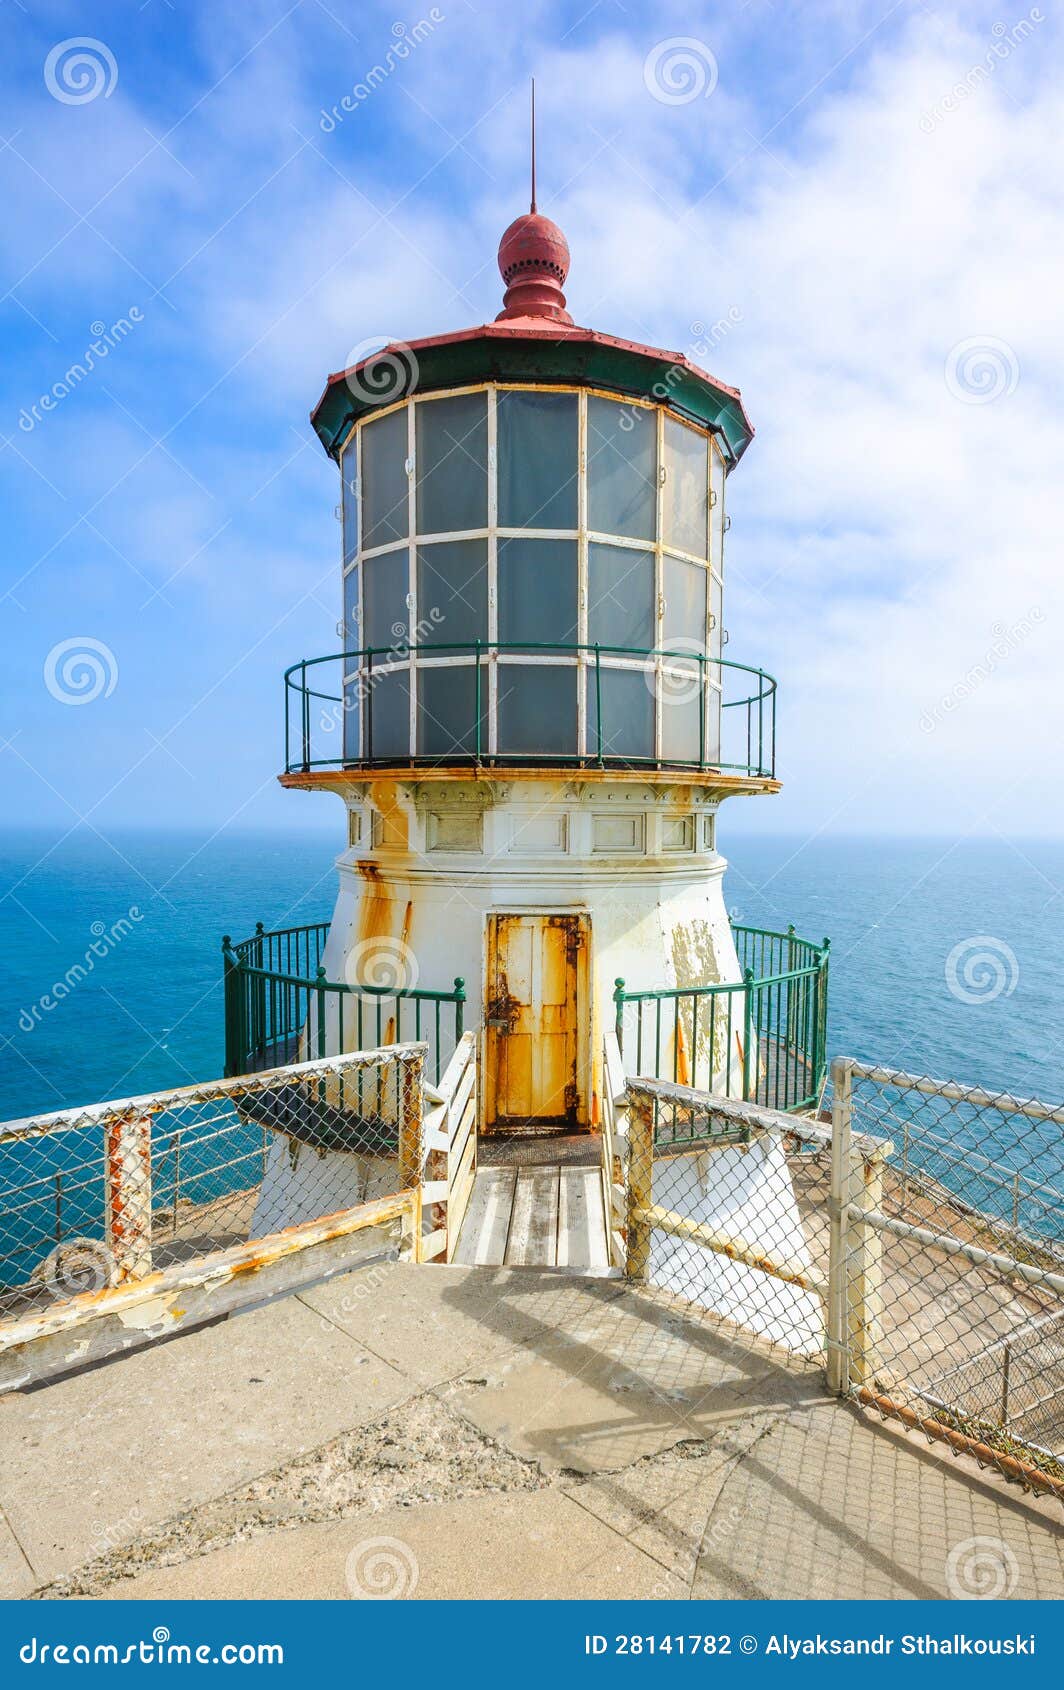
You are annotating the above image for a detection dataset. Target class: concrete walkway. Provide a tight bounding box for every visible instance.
[0,1263,1060,1601]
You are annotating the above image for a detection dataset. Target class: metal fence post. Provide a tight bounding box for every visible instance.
[849,1147,885,1387]
[105,1113,153,1283]
[826,1056,853,1393]
[625,1083,654,1283]
[397,1050,425,1262]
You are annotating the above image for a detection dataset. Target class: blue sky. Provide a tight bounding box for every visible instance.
[1,0,1061,841]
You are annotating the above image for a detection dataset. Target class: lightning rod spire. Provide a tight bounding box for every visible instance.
[530,79,537,214]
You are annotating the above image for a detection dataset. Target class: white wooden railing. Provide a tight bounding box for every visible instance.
[420,1030,478,1262]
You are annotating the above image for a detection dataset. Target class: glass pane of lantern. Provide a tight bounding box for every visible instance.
[497,390,578,529]
[416,392,488,535]
[361,407,409,550]
[710,442,726,572]
[416,540,487,651]
[343,565,360,649]
[496,666,577,756]
[662,555,708,653]
[587,666,654,760]
[342,674,361,762]
[588,544,654,653]
[365,667,410,759]
[662,417,709,557]
[498,538,577,653]
[341,442,359,566]
[710,571,723,664]
[417,663,488,759]
[587,395,656,541]
[660,677,704,764]
[362,552,409,654]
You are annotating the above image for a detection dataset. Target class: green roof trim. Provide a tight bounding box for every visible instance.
[311,332,754,469]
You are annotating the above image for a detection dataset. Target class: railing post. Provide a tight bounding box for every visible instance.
[816,938,831,1093]
[397,1049,425,1261]
[613,978,626,1050]
[105,1112,153,1283]
[625,1083,654,1283]
[595,644,603,765]
[301,660,310,772]
[770,676,777,776]
[741,966,756,1101]
[252,921,267,1062]
[453,977,465,1040]
[315,965,328,1061]
[222,936,235,1078]
[827,1057,853,1393]
[786,924,797,1056]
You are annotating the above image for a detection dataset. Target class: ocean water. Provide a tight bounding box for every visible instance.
[0,827,1062,1123]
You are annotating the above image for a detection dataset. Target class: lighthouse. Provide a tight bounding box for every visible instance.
[228,141,829,1256]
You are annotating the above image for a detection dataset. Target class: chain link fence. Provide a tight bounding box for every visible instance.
[620,1059,1064,1499]
[0,1046,424,1329]
[624,1077,838,1363]
[834,1060,1064,1487]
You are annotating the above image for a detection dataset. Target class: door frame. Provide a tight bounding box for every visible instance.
[482,908,591,1135]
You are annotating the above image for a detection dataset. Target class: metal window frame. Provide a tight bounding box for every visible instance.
[339,383,728,765]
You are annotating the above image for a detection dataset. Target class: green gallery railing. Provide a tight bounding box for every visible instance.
[283,643,777,778]
[223,922,827,1116]
[222,922,465,1086]
[614,926,830,1114]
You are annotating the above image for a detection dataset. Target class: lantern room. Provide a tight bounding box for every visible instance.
[335,384,728,769]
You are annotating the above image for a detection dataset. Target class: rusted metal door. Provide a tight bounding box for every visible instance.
[485,914,586,1133]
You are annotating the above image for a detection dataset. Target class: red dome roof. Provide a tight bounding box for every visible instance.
[496,211,572,324]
